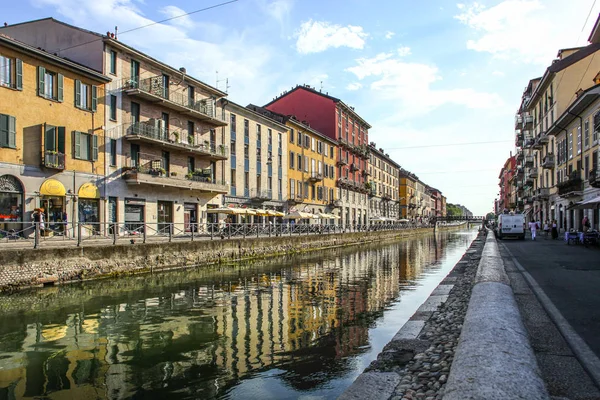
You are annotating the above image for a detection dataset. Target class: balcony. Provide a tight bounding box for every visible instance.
[528,167,538,178]
[362,169,371,177]
[250,189,272,201]
[557,173,584,198]
[382,193,392,201]
[525,196,534,204]
[524,138,535,148]
[308,172,324,182]
[123,77,226,126]
[516,151,524,161]
[524,155,534,166]
[517,199,524,207]
[590,169,600,188]
[516,181,524,189]
[523,115,533,128]
[43,151,65,170]
[329,199,342,208]
[515,130,524,147]
[524,177,534,187]
[537,187,550,200]
[123,171,228,194]
[123,122,228,160]
[287,194,305,205]
[336,156,348,166]
[338,137,351,149]
[542,154,555,169]
[515,116,523,128]
[516,166,524,176]
[537,132,549,145]
[350,163,359,172]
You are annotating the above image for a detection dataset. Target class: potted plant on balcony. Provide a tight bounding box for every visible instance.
[186,172,194,179]
[171,172,178,177]
[188,135,195,146]
[218,144,225,154]
[172,131,180,142]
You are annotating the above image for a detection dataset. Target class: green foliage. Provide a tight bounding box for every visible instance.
[446,204,463,217]
[486,212,496,220]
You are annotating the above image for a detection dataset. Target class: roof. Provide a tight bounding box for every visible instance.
[1,17,226,97]
[547,83,600,136]
[588,13,600,43]
[368,144,401,169]
[220,100,288,131]
[0,34,110,82]
[264,84,372,128]
[246,104,338,144]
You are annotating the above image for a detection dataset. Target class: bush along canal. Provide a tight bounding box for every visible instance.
[0,228,478,399]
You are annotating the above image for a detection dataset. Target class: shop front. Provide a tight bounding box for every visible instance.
[78,182,101,236]
[0,175,23,236]
[39,179,67,235]
[125,198,145,234]
[157,201,173,234]
[184,203,197,232]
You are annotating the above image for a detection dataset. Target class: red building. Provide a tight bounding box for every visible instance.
[498,154,517,212]
[429,188,444,216]
[265,84,372,225]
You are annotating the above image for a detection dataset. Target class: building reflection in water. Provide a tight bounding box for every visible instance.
[0,232,473,399]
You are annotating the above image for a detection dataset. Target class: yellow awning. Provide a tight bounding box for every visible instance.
[78,182,100,199]
[252,208,269,216]
[40,179,66,196]
[266,210,285,217]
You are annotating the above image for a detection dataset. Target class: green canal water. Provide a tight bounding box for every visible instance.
[0,229,477,400]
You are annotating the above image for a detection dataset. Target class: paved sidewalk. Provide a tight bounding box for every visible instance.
[500,237,600,399]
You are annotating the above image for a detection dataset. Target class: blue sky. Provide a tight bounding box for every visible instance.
[3,0,599,215]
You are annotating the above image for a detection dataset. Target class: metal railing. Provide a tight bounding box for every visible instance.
[0,221,449,249]
[43,151,66,170]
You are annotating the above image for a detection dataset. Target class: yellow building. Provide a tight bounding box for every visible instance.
[247,105,339,219]
[0,34,110,234]
[399,169,418,219]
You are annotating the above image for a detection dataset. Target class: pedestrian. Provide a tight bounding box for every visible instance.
[219,218,226,239]
[582,215,591,232]
[528,219,538,241]
[551,219,559,240]
[543,220,550,239]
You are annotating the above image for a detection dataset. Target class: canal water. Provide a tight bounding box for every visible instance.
[0,228,477,400]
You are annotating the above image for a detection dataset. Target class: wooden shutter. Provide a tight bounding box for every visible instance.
[75,80,81,107]
[74,131,81,158]
[57,127,65,153]
[38,66,46,96]
[0,114,8,147]
[91,85,97,112]
[45,124,56,151]
[57,74,64,102]
[8,116,16,149]
[15,59,23,90]
[91,134,98,160]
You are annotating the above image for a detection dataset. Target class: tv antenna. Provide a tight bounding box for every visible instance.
[216,71,230,93]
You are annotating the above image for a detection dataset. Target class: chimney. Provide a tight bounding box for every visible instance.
[179,67,187,73]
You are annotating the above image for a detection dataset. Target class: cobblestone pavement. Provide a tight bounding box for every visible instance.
[360,233,485,400]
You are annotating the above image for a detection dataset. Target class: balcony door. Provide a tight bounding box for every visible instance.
[130,60,140,86]
[157,201,173,234]
[130,143,140,168]
[131,102,140,125]
[161,112,169,140]
[162,151,170,176]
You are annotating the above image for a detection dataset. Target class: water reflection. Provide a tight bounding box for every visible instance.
[0,230,476,400]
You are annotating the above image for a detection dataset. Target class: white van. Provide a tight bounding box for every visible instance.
[496,213,526,240]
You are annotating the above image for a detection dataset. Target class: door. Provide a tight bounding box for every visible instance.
[157,201,173,234]
[184,203,197,232]
[130,143,140,168]
[162,151,170,176]
[124,204,144,234]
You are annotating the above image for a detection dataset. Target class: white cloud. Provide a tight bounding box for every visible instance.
[346,82,362,91]
[492,70,505,77]
[160,5,194,29]
[295,20,368,54]
[397,46,411,57]
[385,31,395,39]
[455,0,597,65]
[346,52,504,118]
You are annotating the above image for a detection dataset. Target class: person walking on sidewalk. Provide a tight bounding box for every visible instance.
[529,220,538,241]
[551,219,559,240]
[543,220,550,239]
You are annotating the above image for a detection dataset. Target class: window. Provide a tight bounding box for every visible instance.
[257,124,261,140]
[131,102,140,125]
[268,177,272,191]
[585,156,590,180]
[290,179,295,197]
[188,156,195,173]
[130,60,140,85]
[244,119,249,139]
[297,131,301,144]
[278,154,282,167]
[75,80,97,111]
[278,133,282,148]
[278,179,282,196]
[290,151,295,168]
[109,50,117,74]
[109,95,117,120]
[568,133,573,160]
[0,56,22,90]
[74,131,98,161]
[290,128,294,143]
[37,67,64,101]
[311,137,315,151]
[268,129,272,145]
[110,139,117,166]
[304,135,310,148]
[243,144,249,159]
[0,114,16,149]
[584,120,590,149]
[230,113,237,133]
[231,169,237,188]
[297,154,302,170]
[161,74,169,99]
[577,126,582,154]
[231,140,236,155]
[187,85,194,107]
[304,156,309,172]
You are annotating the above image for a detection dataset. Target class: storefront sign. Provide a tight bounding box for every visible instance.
[125,198,146,206]
[40,179,66,196]
[78,183,100,199]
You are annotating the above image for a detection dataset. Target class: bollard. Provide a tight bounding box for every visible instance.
[77,222,82,247]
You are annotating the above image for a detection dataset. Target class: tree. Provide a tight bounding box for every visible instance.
[486,212,496,221]
[446,204,463,217]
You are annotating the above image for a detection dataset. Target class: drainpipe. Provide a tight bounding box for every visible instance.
[220,98,228,202]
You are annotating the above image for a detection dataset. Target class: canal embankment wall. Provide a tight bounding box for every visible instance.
[0,224,466,292]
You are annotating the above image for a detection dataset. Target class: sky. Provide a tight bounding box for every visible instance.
[3,0,600,215]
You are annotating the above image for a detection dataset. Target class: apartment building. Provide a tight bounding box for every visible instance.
[497,154,516,212]
[0,33,110,235]
[246,105,339,220]
[3,18,230,233]
[368,144,401,222]
[399,169,418,220]
[513,42,600,227]
[264,84,371,227]
[429,188,444,217]
[219,101,288,220]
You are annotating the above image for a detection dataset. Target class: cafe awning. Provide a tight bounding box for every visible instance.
[40,179,66,196]
[568,195,600,209]
[78,182,100,199]
[207,207,256,215]
[283,211,314,219]
[266,210,285,217]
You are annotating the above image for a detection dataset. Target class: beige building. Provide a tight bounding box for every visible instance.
[219,101,288,220]
[3,18,230,233]
[368,143,401,222]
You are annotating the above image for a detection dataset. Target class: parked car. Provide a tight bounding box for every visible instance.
[496,213,526,240]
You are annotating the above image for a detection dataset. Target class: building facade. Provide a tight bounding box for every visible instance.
[497,154,516,212]
[0,33,110,236]
[399,169,418,220]
[264,85,370,227]
[368,144,401,222]
[218,101,288,220]
[3,18,230,234]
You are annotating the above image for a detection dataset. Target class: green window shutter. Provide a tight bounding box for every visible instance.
[75,80,81,107]
[45,125,56,151]
[38,66,46,96]
[91,85,97,112]
[91,134,98,160]
[15,59,23,90]
[8,116,16,149]
[0,114,8,147]
[57,127,65,153]
[74,131,81,159]
[57,74,64,102]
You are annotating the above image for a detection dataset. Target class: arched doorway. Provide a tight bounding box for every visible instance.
[0,175,23,235]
